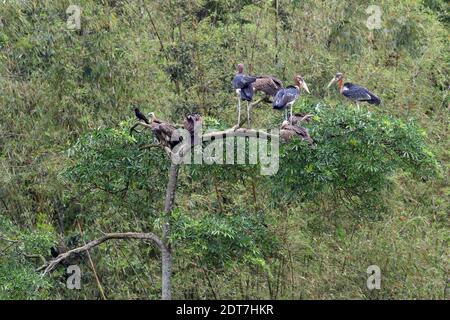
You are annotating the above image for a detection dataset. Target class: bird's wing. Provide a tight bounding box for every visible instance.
[275,87,298,108]
[290,124,308,137]
[232,74,257,89]
[253,76,282,96]
[343,83,373,101]
[282,88,298,106]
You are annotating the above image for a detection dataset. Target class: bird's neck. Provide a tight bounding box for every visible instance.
[338,79,344,92]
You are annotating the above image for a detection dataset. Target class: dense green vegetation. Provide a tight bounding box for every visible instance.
[0,0,448,299]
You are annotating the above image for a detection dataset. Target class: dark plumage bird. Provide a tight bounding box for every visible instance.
[253,75,283,98]
[134,107,150,124]
[273,75,310,121]
[327,72,381,109]
[232,63,257,126]
[280,120,313,145]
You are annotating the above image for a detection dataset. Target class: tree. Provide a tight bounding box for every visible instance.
[38,101,438,299]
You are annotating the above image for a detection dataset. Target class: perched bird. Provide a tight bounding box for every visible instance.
[50,246,63,258]
[253,75,283,99]
[280,120,313,145]
[232,63,257,126]
[273,75,310,121]
[134,107,150,124]
[289,113,313,126]
[147,112,162,124]
[183,113,203,144]
[327,72,381,109]
[149,113,183,149]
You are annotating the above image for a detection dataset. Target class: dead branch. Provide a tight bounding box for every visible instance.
[40,232,163,275]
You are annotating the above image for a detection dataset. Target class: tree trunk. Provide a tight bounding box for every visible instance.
[161,163,179,300]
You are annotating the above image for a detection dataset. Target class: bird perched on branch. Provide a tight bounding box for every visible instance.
[289,113,313,126]
[148,112,183,149]
[147,112,162,124]
[183,113,203,144]
[134,107,150,124]
[280,120,313,145]
[327,72,380,109]
[253,75,283,99]
[232,63,257,126]
[273,75,310,122]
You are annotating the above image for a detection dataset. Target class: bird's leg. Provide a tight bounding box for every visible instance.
[290,104,293,124]
[237,96,241,126]
[284,108,288,121]
[356,102,360,110]
[247,101,251,128]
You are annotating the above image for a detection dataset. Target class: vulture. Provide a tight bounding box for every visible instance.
[232,63,257,126]
[273,75,310,121]
[183,113,203,145]
[280,120,313,145]
[327,72,381,109]
[148,112,182,149]
[288,113,313,126]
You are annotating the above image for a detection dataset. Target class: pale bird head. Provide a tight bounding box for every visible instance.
[294,75,310,94]
[327,72,344,88]
[237,63,244,73]
[148,112,156,121]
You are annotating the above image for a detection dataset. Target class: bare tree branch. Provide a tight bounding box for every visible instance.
[40,232,163,275]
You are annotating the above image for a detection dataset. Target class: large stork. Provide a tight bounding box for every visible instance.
[327,72,380,109]
[280,120,313,145]
[273,75,310,121]
[232,63,256,126]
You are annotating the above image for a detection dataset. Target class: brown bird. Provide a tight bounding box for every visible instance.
[253,75,283,98]
[280,120,313,145]
[183,113,203,144]
[288,113,313,126]
[149,113,182,149]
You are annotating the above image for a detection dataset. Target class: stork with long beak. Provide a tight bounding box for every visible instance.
[273,75,310,122]
[231,63,257,126]
[327,72,380,109]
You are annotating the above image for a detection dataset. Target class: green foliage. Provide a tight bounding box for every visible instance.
[171,210,278,270]
[272,102,439,207]
[0,0,448,300]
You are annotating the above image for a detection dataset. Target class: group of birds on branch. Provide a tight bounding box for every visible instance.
[133,63,381,149]
[134,108,203,150]
[232,63,381,125]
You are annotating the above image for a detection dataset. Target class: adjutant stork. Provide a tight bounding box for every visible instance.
[273,75,310,121]
[232,63,256,126]
[327,72,380,109]
[280,120,313,145]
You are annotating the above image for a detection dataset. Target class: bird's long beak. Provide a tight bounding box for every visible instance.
[302,81,310,94]
[326,78,336,89]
